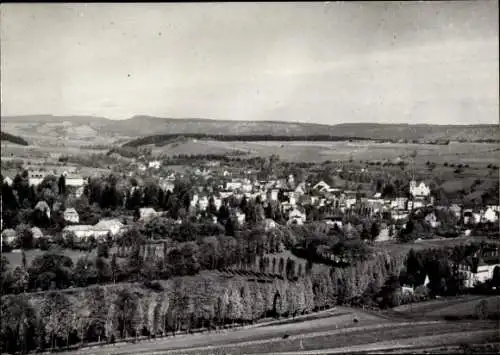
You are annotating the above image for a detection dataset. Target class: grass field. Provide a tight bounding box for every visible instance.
[3,246,125,267]
[150,140,499,166]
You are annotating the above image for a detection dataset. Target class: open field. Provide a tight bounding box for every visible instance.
[57,295,498,355]
[150,140,500,166]
[374,236,500,255]
[392,295,500,320]
[3,246,126,268]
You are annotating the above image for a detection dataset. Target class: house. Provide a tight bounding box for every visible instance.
[74,186,85,198]
[235,210,246,225]
[148,160,161,169]
[294,182,306,196]
[64,173,85,187]
[287,208,306,225]
[323,217,343,229]
[62,225,110,241]
[28,171,47,186]
[139,207,158,221]
[391,197,408,210]
[482,207,499,223]
[463,209,481,225]
[313,181,330,192]
[138,163,147,172]
[267,189,279,202]
[410,180,430,199]
[63,208,80,223]
[94,219,125,237]
[159,181,175,193]
[226,180,243,191]
[34,200,51,219]
[198,196,209,211]
[262,218,277,231]
[458,256,500,288]
[2,176,13,186]
[30,227,43,239]
[1,229,17,245]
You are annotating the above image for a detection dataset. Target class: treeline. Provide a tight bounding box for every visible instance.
[123,134,377,148]
[0,275,313,354]
[1,131,29,146]
[4,242,494,354]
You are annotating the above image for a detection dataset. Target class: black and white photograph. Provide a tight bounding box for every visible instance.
[1,2,499,354]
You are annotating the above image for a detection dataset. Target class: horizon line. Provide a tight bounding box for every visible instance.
[1,114,499,127]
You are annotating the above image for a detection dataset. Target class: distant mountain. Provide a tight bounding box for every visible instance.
[0,131,29,146]
[1,115,498,146]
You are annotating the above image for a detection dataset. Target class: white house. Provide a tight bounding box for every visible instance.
[226,181,243,191]
[313,181,330,192]
[463,209,481,225]
[139,207,158,221]
[287,208,306,225]
[160,181,175,193]
[148,160,161,169]
[459,257,500,288]
[391,197,408,211]
[63,208,80,223]
[190,194,199,208]
[235,210,246,225]
[1,229,17,245]
[30,227,43,239]
[410,180,430,199]
[28,171,46,186]
[482,207,499,223]
[64,173,85,187]
[198,196,209,211]
[2,176,13,186]
[268,189,279,202]
[63,225,109,241]
[94,219,125,237]
[34,201,51,219]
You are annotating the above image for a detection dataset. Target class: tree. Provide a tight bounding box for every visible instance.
[58,175,66,195]
[97,243,110,258]
[110,254,120,284]
[28,252,74,291]
[370,222,380,242]
[115,289,139,339]
[16,225,35,250]
[1,295,38,354]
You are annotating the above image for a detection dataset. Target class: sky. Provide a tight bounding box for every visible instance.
[1,2,498,124]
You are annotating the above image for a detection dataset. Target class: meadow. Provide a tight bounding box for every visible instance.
[150,140,499,166]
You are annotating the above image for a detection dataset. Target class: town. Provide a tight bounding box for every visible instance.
[1,1,499,354]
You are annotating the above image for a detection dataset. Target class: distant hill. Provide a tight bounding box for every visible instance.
[2,115,498,146]
[0,131,29,146]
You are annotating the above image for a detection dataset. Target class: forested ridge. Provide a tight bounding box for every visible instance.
[123,134,376,148]
[0,131,29,146]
